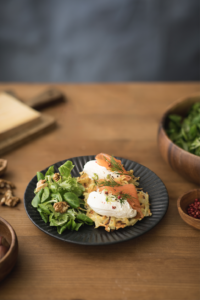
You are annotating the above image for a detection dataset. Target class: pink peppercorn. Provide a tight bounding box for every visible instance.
[187,198,200,219]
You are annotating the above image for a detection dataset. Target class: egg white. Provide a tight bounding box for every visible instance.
[83,160,120,180]
[87,191,137,218]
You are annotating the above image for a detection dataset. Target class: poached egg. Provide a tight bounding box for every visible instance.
[87,190,137,218]
[83,160,119,180]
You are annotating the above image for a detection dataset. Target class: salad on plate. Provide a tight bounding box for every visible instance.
[31,153,152,234]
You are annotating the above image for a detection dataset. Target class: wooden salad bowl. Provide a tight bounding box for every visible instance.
[157,93,200,185]
[177,189,200,230]
[0,217,18,281]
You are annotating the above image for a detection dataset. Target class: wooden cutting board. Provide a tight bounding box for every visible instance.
[0,92,56,156]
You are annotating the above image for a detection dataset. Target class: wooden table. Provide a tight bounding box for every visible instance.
[0,83,200,300]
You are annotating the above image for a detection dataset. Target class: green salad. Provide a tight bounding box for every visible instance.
[31,160,93,234]
[166,102,200,156]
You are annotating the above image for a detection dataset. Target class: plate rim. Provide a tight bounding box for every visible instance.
[24,155,169,246]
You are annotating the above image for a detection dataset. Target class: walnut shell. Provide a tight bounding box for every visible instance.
[0,159,7,176]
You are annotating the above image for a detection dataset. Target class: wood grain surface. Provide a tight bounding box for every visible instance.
[0,83,200,300]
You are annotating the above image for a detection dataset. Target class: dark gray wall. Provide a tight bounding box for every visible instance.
[0,0,199,82]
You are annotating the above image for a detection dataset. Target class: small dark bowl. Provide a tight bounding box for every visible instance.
[177,189,200,230]
[158,93,200,185]
[0,217,18,281]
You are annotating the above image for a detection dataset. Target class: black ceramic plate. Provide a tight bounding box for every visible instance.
[24,155,168,245]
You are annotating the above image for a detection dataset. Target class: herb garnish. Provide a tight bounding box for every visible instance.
[92,173,99,181]
[117,192,137,205]
[104,155,124,173]
[92,173,99,185]
[98,178,121,187]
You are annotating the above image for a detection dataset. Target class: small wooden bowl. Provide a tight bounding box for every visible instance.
[177,189,200,230]
[0,217,18,281]
[158,93,200,184]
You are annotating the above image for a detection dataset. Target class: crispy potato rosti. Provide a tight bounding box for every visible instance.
[77,168,152,232]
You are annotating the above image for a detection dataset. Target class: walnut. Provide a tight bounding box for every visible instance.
[0,188,9,195]
[53,173,60,182]
[53,202,69,213]
[0,159,7,176]
[0,190,20,207]
[35,179,48,193]
[0,179,15,194]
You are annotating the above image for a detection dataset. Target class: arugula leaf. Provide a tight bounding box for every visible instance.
[57,219,82,234]
[59,178,75,190]
[57,223,68,234]
[47,177,61,193]
[71,219,77,231]
[49,183,60,193]
[63,192,80,208]
[52,161,84,197]
[71,184,85,197]
[74,222,83,231]
[63,160,74,170]
[67,208,77,220]
[50,210,60,219]
[59,176,77,187]
[38,204,51,215]
[43,199,58,204]
[37,172,45,181]
[49,213,68,226]
[41,187,50,203]
[31,189,43,208]
[45,166,55,177]
[58,161,74,178]
[65,219,73,230]
[37,208,49,223]
[51,192,62,202]
[76,214,93,225]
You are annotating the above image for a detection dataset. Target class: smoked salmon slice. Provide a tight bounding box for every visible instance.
[98,184,144,219]
[95,153,131,181]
